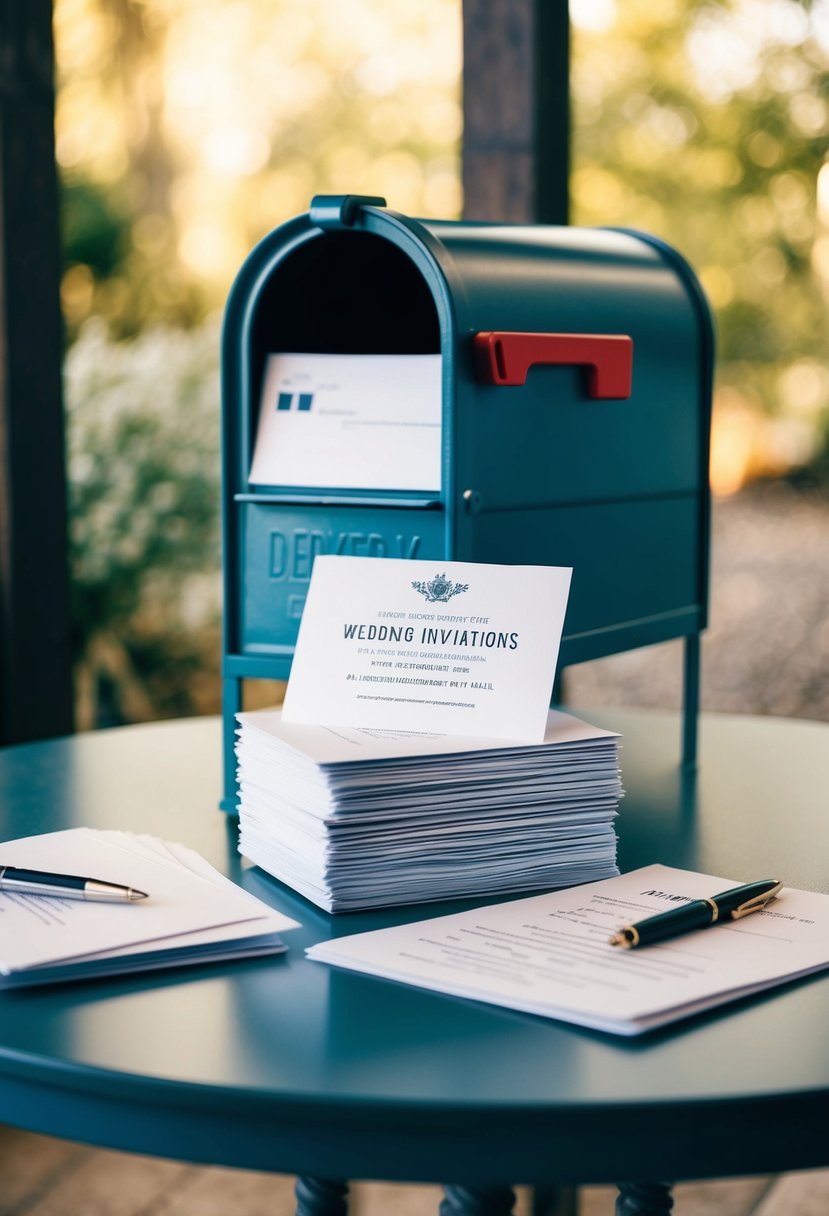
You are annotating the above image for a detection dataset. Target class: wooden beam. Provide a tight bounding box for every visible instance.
[0,0,74,742]
[461,0,570,224]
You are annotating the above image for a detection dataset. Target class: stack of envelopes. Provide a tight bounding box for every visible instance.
[235,708,622,913]
[0,828,294,987]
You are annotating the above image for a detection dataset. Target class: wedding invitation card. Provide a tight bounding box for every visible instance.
[281,556,572,742]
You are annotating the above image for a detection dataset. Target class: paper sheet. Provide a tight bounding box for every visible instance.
[307,864,829,1034]
[238,706,618,768]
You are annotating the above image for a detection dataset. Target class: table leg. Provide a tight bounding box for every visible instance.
[531,1186,577,1216]
[615,1182,674,1215]
[681,633,700,770]
[440,1185,516,1216]
[221,675,242,811]
[295,1176,350,1216]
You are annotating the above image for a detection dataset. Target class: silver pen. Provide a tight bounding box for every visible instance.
[0,865,148,902]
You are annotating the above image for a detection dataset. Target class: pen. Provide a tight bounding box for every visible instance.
[608,878,782,949]
[0,865,148,903]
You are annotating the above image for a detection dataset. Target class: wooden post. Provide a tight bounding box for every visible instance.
[461,0,570,223]
[460,12,575,1216]
[0,0,74,743]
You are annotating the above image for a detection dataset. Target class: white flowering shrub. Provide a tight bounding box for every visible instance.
[64,320,222,726]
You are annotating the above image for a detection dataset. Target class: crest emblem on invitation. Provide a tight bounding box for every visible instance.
[411,572,469,603]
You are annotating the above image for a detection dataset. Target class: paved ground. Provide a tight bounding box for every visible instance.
[566,483,829,721]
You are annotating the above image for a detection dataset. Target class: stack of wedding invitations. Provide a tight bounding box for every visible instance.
[235,708,622,913]
[235,555,623,913]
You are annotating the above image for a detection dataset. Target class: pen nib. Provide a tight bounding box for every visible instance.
[83,880,149,902]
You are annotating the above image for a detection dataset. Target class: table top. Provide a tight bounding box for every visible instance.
[1,709,828,1185]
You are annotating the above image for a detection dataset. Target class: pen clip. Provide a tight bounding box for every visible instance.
[730,881,783,919]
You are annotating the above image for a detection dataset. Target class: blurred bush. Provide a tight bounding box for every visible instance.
[56,0,462,723]
[65,320,222,727]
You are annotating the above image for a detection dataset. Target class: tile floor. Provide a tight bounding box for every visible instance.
[5,1125,829,1216]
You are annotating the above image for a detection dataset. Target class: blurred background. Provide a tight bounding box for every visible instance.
[55,0,829,729]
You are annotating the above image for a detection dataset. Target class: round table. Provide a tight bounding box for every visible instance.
[1,710,828,1196]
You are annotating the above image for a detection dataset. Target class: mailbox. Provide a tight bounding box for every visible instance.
[221,194,713,808]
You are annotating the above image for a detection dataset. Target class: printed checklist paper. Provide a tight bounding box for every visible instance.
[281,556,573,742]
[307,864,829,1034]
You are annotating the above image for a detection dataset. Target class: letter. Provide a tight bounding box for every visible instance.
[509,632,519,649]
[269,531,287,579]
[404,627,414,642]
[293,530,312,580]
[344,624,359,639]
[396,533,421,559]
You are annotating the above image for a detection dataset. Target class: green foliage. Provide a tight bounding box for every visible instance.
[54,0,460,335]
[572,0,829,475]
[62,178,129,280]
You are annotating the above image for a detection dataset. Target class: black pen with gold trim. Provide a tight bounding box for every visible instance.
[609,879,782,949]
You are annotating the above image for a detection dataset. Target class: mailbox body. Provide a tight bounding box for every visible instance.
[221,198,713,806]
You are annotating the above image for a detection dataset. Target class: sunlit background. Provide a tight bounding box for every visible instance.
[54,0,829,727]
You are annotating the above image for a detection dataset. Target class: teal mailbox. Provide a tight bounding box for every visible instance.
[221,195,713,808]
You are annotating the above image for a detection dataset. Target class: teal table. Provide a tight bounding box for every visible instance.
[1,711,828,1213]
